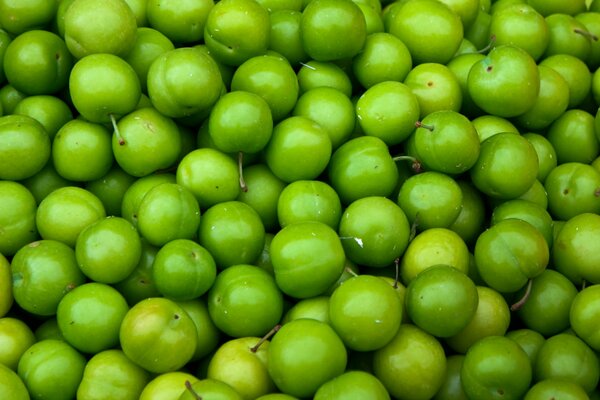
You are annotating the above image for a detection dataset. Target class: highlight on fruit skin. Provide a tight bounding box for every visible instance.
[1,0,600,398]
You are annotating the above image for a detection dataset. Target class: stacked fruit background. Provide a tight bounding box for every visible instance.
[1,0,600,398]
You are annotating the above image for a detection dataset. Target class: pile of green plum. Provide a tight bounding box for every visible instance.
[2,0,600,398]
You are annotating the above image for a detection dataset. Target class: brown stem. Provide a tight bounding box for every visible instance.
[510,279,533,311]
[251,324,281,353]
[415,121,434,131]
[238,151,248,192]
[392,155,423,173]
[574,28,599,42]
[110,114,125,145]
[185,381,202,400]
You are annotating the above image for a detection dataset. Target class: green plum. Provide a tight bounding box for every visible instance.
[270,221,346,298]
[56,282,129,354]
[474,219,549,293]
[338,196,411,268]
[76,349,150,400]
[329,274,403,351]
[267,318,347,398]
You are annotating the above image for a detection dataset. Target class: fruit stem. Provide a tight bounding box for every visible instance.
[251,324,281,353]
[414,121,434,131]
[574,28,599,42]
[185,381,202,400]
[477,34,497,54]
[392,155,423,173]
[110,114,125,146]
[345,266,359,277]
[510,279,533,311]
[409,213,420,242]
[238,151,248,192]
[299,61,317,70]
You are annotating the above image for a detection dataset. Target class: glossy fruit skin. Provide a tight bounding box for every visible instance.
[52,119,113,182]
[63,0,137,58]
[76,349,150,400]
[490,199,554,248]
[522,132,558,183]
[146,0,214,44]
[397,171,463,230]
[445,286,511,354]
[76,216,142,284]
[570,284,600,352]
[18,339,87,400]
[198,201,266,269]
[329,135,399,205]
[475,219,549,293]
[0,363,29,400]
[0,114,51,181]
[208,264,283,337]
[271,221,345,298]
[400,228,470,285]
[179,378,244,400]
[3,29,72,95]
[69,53,141,124]
[338,196,410,268]
[544,163,600,221]
[230,54,299,121]
[176,148,240,210]
[467,45,540,117]
[449,180,486,245]
[206,336,276,399]
[119,297,198,374]
[515,65,570,131]
[408,110,480,175]
[136,183,201,247]
[470,132,539,200]
[352,32,412,89]
[140,371,199,400]
[539,54,592,109]
[0,181,38,256]
[268,10,308,66]
[387,0,463,65]
[209,90,273,154]
[355,80,420,146]
[314,370,390,400]
[277,179,341,230]
[373,324,447,400]
[153,239,216,301]
[406,265,478,338]
[264,115,332,183]
[547,109,599,165]
[113,107,182,177]
[461,335,532,400]
[203,0,271,66]
[0,318,36,371]
[300,0,367,61]
[534,333,600,393]
[57,282,129,354]
[292,86,355,150]
[329,275,402,351]
[524,379,590,400]
[296,59,352,97]
[516,269,578,337]
[267,318,347,398]
[404,62,462,118]
[11,240,86,316]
